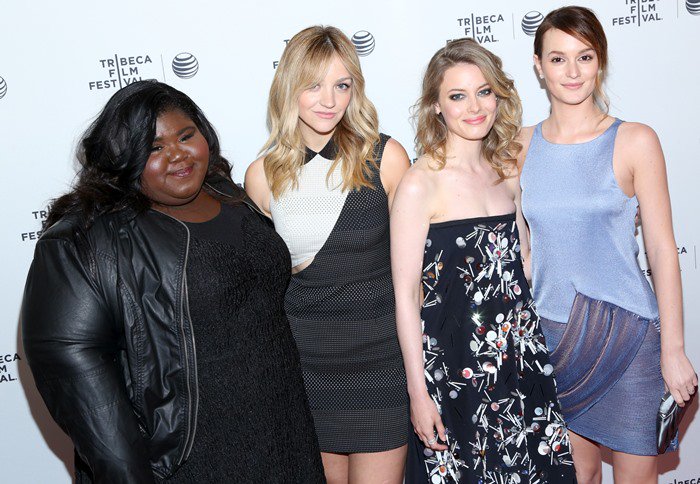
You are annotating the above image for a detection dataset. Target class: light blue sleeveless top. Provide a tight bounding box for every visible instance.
[520,119,659,323]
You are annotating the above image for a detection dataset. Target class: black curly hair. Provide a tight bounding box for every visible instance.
[46,80,235,228]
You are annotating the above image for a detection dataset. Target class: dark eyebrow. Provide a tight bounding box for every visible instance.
[547,48,594,56]
[153,125,195,142]
[447,83,490,93]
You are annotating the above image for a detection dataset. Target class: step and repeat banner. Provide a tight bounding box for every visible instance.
[1,0,699,481]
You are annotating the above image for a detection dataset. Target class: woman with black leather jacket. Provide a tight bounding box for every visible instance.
[21,80,325,483]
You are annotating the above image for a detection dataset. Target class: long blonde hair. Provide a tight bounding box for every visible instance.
[414,38,522,179]
[261,26,380,198]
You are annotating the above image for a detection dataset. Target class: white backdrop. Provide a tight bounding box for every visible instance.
[1,1,698,482]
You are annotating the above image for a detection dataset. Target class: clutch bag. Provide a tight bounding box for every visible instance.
[657,390,695,453]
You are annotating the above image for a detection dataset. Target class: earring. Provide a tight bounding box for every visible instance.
[539,73,544,79]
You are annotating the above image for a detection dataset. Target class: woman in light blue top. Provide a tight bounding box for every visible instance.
[518,6,696,484]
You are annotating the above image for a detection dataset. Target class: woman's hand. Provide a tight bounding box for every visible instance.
[410,390,448,451]
[661,349,698,406]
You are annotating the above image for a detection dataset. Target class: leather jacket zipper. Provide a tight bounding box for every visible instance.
[180,240,199,464]
[153,211,199,465]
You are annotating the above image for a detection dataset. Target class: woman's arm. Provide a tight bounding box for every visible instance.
[625,123,697,405]
[22,236,154,483]
[379,138,411,209]
[509,176,532,281]
[514,126,535,281]
[390,166,447,450]
[244,156,272,217]
[505,164,531,271]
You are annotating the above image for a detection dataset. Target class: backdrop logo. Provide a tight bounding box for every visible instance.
[0,353,20,384]
[688,0,700,15]
[21,208,48,243]
[352,31,375,56]
[0,76,7,99]
[612,0,663,26]
[667,475,700,484]
[521,11,544,36]
[172,52,199,79]
[272,39,291,69]
[89,54,156,91]
[452,12,507,44]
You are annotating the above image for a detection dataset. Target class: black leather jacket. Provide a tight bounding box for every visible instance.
[22,179,263,482]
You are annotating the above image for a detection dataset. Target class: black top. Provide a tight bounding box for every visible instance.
[183,202,245,245]
[166,202,324,483]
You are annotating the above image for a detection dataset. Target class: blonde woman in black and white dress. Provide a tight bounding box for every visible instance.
[246,25,411,484]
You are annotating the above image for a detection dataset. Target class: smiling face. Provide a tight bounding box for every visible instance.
[140,109,210,211]
[297,55,353,148]
[435,63,497,144]
[535,28,600,107]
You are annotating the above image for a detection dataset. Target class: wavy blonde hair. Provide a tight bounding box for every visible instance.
[414,38,522,179]
[260,26,380,198]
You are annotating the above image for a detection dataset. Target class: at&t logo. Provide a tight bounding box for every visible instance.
[688,0,700,15]
[352,31,375,56]
[521,11,544,36]
[172,53,199,79]
[273,30,374,70]
[0,76,7,99]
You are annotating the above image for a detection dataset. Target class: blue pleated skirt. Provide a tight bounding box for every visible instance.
[540,292,666,456]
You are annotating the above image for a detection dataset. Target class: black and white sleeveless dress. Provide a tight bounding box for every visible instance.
[269,134,409,453]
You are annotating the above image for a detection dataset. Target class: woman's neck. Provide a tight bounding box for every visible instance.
[300,126,334,152]
[546,98,607,140]
[153,190,222,223]
[444,134,486,171]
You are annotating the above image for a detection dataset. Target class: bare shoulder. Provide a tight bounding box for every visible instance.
[515,125,537,170]
[396,156,435,196]
[517,124,537,143]
[617,122,660,148]
[381,137,411,171]
[379,137,411,200]
[244,156,267,187]
[244,156,271,214]
[616,122,663,165]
